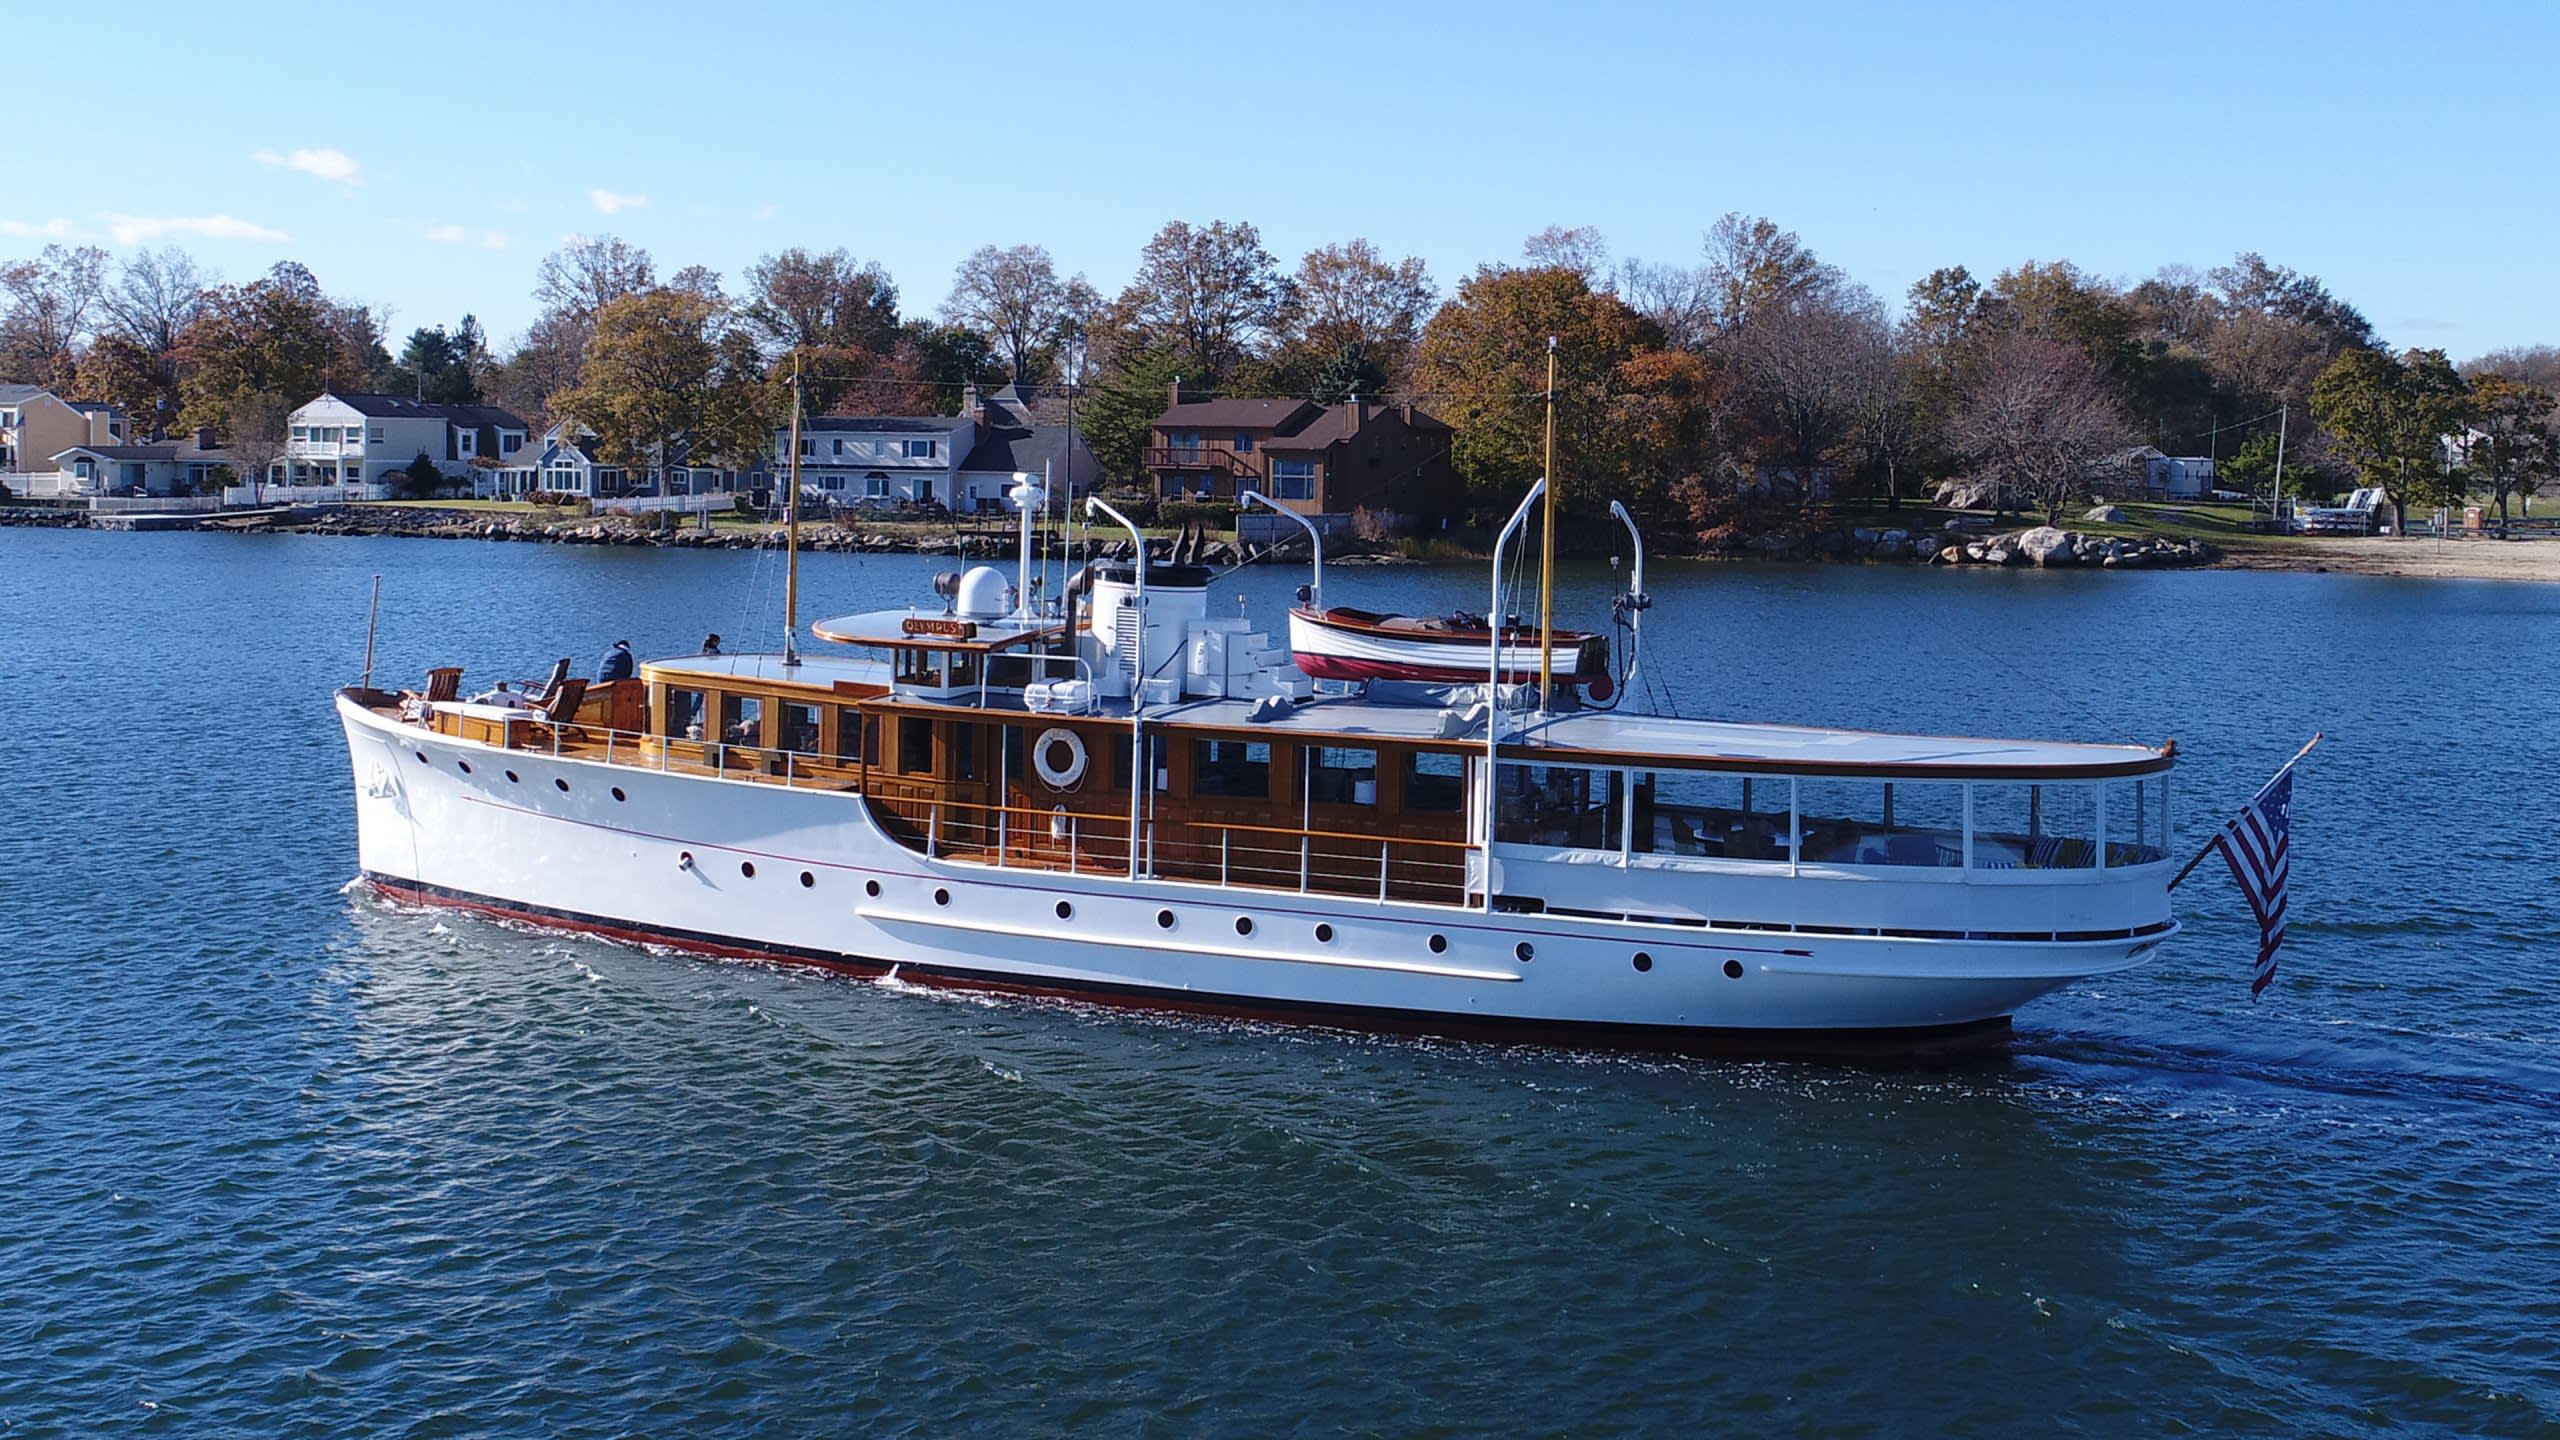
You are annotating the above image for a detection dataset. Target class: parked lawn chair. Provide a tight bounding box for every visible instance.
[423,667,464,703]
[529,677,589,746]
[529,656,571,702]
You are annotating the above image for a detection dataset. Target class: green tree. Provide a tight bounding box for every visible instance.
[2464,375,2559,534]
[2311,347,2473,513]
[1078,342,1188,480]
[552,288,728,485]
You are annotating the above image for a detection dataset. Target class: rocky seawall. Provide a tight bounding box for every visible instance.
[1744,518,2214,569]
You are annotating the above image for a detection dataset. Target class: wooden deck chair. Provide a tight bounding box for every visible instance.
[422,667,464,703]
[533,677,589,744]
[530,656,571,701]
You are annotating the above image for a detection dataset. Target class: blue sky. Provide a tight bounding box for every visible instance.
[15,0,2555,357]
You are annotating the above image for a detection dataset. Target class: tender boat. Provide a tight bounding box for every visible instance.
[336,470,2180,1058]
[1287,604,1611,696]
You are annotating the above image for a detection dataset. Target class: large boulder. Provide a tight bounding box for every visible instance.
[2018,526,2079,567]
[2083,504,2128,524]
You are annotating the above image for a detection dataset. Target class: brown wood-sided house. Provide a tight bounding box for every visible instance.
[1143,383,1459,534]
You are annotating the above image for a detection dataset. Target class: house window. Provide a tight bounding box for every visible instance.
[291,427,307,442]
[500,433,521,455]
[822,474,845,491]
[865,475,887,498]
[369,427,383,444]
[832,438,846,456]
[1160,475,1185,497]
[902,438,936,459]
[799,438,813,457]
[1233,433,1253,452]
[1172,432,1202,453]
[1273,458,1315,501]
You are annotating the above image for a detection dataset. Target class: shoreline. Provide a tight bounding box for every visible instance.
[9,502,2560,582]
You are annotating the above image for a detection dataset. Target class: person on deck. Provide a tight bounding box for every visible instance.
[597,640,635,682]
[702,633,723,656]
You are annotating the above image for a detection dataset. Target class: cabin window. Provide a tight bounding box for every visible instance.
[1308,747,1377,805]
[1495,765,1610,849]
[665,687,706,740]
[2104,777,2169,866]
[1971,782,2099,869]
[1194,740,1270,799]
[1006,727,1027,780]
[899,716,934,775]
[1403,751,1465,812]
[1794,778,1964,867]
[948,723,980,782]
[719,694,763,749]
[1640,771,1784,860]
[779,702,821,754]
[895,649,940,686]
[833,707,866,763]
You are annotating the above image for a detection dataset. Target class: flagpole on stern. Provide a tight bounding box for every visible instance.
[2168,731,2322,891]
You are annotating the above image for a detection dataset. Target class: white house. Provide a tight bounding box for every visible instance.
[285,393,528,490]
[781,414,976,508]
[482,423,761,502]
[50,429,236,497]
[2144,454,2216,499]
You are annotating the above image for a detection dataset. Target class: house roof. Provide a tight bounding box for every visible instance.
[958,423,1092,477]
[53,443,224,463]
[1154,397,1321,431]
[803,414,971,434]
[0,383,49,405]
[322,392,528,428]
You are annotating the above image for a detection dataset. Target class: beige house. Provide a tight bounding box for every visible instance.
[1,384,127,491]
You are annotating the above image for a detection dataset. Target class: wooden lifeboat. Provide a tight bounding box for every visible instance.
[1286,605,1612,698]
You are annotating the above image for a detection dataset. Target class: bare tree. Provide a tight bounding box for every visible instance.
[943,244,1073,381]
[1112,220,1289,385]
[534,235,655,322]
[1701,213,1843,339]
[1522,225,1611,284]
[1730,286,1888,499]
[0,243,110,383]
[225,391,292,505]
[1938,334,2132,523]
[1287,239,1435,372]
[1617,258,1714,352]
[99,247,209,355]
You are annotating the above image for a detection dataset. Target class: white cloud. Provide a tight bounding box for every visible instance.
[0,217,80,239]
[255,147,364,185]
[425,222,514,250]
[589,188,648,215]
[101,213,287,246]
[751,203,778,222]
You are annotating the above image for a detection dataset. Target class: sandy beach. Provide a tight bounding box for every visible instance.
[2216,535,2560,581]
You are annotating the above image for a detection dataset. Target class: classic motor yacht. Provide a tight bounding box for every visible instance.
[337,467,2179,1057]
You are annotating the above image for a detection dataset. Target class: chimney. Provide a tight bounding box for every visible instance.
[194,426,217,451]
[1168,377,1185,409]
[1346,394,1366,433]
[962,383,980,420]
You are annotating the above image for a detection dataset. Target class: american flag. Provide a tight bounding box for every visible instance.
[2212,762,2296,996]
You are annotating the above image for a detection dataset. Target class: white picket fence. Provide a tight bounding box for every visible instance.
[90,494,223,515]
[220,482,392,507]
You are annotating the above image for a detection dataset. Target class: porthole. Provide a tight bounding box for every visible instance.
[554,778,569,793]
[933,888,951,907]
[1723,959,1745,980]
[741,861,756,879]
[414,750,428,764]
[678,851,694,869]
[1235,916,1254,937]
[1428,933,1448,954]
[799,871,815,888]
[1633,951,1653,973]
[864,879,881,897]
[1314,923,1334,944]
[457,760,471,775]
[1156,909,1175,930]
[1514,942,1535,963]
[1055,900,1073,920]
[505,770,519,784]
[611,787,627,802]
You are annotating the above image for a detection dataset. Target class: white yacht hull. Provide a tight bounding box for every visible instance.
[342,695,2171,1056]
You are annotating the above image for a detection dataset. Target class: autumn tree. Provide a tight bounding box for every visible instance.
[553,287,770,486]
[1729,286,1889,503]
[1521,225,1611,284]
[1939,334,2131,523]
[1107,220,1290,385]
[1700,213,1841,338]
[84,247,207,434]
[174,263,383,435]
[738,247,903,411]
[1410,263,1673,519]
[536,235,655,322]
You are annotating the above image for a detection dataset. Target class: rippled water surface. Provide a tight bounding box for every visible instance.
[4,527,2558,1436]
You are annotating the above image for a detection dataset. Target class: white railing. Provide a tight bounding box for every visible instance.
[222,482,392,506]
[90,494,222,514]
[7,470,82,498]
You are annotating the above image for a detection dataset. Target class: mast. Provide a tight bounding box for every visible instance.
[1537,335,1557,707]
[783,348,803,667]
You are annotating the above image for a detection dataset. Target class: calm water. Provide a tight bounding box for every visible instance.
[4,526,2558,1437]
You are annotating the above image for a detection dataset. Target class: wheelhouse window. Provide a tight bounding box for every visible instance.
[1403,751,1465,812]
[779,702,821,754]
[665,687,706,740]
[1308,747,1377,805]
[719,694,763,748]
[1193,740,1269,798]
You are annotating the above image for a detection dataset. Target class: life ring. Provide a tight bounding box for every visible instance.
[1032,727,1088,789]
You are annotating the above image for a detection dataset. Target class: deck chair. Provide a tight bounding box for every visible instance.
[529,656,571,702]
[422,666,464,703]
[531,677,589,745]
